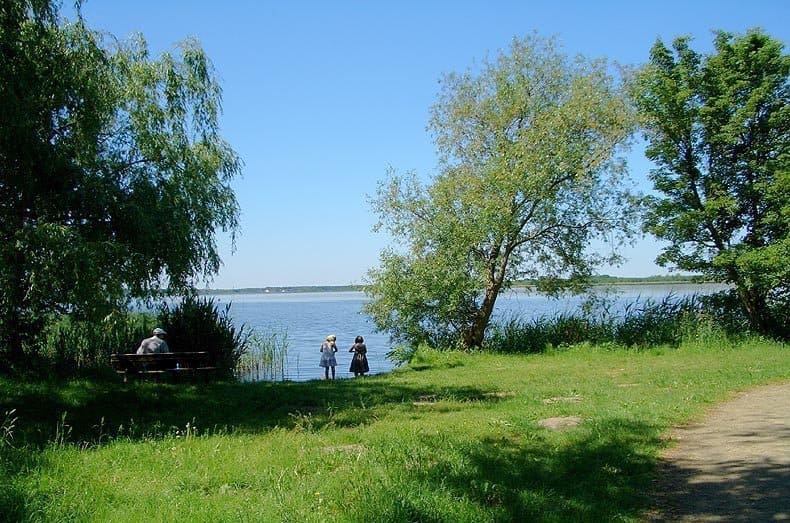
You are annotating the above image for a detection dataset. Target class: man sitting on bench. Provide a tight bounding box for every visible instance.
[136,327,170,354]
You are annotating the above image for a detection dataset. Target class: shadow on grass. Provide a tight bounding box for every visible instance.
[347,418,662,522]
[458,423,658,521]
[0,375,500,446]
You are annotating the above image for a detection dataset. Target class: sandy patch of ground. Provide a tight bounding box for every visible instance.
[647,382,790,522]
[538,416,582,430]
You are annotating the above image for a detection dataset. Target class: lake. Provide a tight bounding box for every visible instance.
[218,283,728,382]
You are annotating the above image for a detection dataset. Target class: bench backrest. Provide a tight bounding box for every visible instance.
[110,352,211,372]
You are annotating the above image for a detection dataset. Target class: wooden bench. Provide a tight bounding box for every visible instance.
[110,352,217,382]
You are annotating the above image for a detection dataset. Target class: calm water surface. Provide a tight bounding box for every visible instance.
[217,283,727,382]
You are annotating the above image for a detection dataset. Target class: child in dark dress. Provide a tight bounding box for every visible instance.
[348,335,369,377]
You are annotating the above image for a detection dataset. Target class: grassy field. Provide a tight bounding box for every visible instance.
[1,338,788,522]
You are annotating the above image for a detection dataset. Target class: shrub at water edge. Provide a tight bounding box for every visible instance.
[157,296,252,379]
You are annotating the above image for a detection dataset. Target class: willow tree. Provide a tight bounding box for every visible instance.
[631,30,789,337]
[365,35,638,349]
[0,1,241,365]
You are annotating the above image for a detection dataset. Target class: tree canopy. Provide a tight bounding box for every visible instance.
[365,35,639,349]
[0,0,241,365]
[630,29,789,337]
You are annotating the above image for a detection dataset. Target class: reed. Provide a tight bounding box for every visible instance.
[485,294,730,354]
[36,312,155,375]
[236,330,289,381]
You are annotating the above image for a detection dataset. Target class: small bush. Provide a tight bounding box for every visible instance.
[157,295,251,379]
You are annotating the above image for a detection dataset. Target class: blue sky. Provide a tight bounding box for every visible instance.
[71,1,789,288]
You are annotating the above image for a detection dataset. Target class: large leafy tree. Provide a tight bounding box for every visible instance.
[365,35,638,349]
[0,1,241,365]
[631,30,789,336]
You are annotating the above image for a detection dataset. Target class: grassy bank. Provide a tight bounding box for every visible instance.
[1,338,788,521]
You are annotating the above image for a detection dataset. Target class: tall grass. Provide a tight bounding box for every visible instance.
[486,313,609,354]
[485,294,727,354]
[614,294,699,347]
[35,312,155,375]
[0,409,17,449]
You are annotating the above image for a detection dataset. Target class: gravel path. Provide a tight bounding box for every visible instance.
[648,382,790,522]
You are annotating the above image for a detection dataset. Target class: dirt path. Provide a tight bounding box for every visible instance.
[648,381,790,522]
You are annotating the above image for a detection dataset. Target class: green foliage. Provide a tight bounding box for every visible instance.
[157,296,251,379]
[404,344,467,371]
[630,29,789,337]
[366,34,639,350]
[385,344,420,366]
[34,312,155,376]
[695,290,751,334]
[0,0,242,368]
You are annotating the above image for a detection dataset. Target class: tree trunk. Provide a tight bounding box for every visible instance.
[462,278,504,349]
[461,243,514,349]
[736,283,769,334]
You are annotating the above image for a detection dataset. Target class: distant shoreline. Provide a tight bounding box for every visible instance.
[198,275,709,295]
[198,285,363,295]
